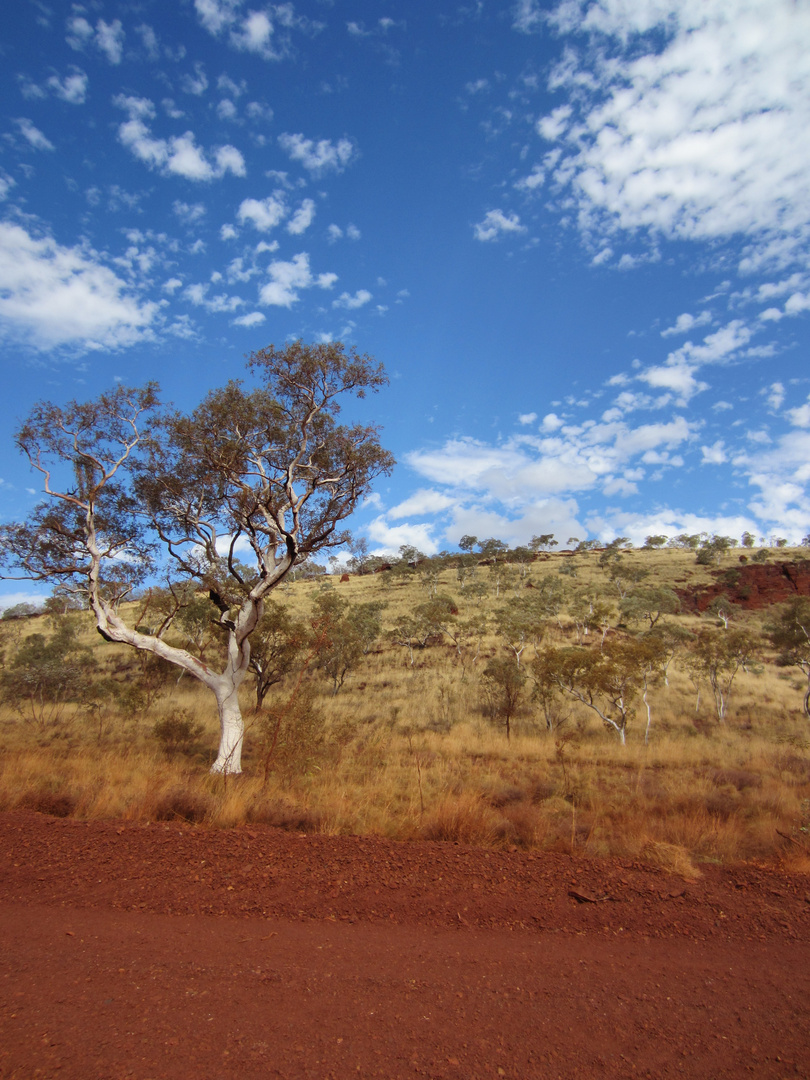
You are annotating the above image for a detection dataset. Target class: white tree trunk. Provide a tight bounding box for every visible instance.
[211,688,245,774]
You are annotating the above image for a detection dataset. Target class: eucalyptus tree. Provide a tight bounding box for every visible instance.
[766,598,810,718]
[0,342,394,773]
[532,638,666,745]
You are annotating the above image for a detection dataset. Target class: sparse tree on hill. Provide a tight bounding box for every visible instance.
[480,657,525,740]
[0,343,394,773]
[766,598,810,718]
[529,533,557,553]
[248,600,308,711]
[620,585,681,629]
[685,627,758,723]
[532,638,663,745]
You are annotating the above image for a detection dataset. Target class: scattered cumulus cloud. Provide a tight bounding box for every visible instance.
[114,95,246,181]
[473,209,526,242]
[0,222,157,350]
[333,289,372,310]
[287,198,316,235]
[15,119,55,151]
[259,252,336,307]
[232,311,265,327]
[238,194,287,232]
[661,311,712,338]
[278,133,357,175]
[530,0,810,272]
[67,16,124,64]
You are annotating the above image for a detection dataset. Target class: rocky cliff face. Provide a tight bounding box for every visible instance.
[677,560,810,613]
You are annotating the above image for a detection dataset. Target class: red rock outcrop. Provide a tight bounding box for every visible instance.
[677,560,810,613]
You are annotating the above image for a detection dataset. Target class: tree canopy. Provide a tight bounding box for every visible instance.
[0,342,394,773]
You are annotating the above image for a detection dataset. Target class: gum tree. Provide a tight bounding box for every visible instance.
[0,342,394,773]
[767,598,810,718]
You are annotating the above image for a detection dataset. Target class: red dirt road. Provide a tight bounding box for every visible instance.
[1,811,809,1080]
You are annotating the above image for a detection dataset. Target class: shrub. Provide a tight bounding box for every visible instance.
[153,711,205,754]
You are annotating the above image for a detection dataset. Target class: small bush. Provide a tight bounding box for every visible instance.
[153,786,212,823]
[20,790,78,818]
[247,799,322,832]
[153,711,205,754]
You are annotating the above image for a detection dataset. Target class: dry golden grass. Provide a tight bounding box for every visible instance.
[1,546,809,870]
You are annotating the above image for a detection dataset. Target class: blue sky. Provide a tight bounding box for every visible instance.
[2,0,810,608]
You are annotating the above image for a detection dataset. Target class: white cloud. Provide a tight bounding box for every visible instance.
[515,166,546,191]
[184,282,244,313]
[366,518,440,557]
[0,174,15,200]
[786,395,810,429]
[114,97,245,181]
[518,412,538,425]
[173,201,206,225]
[45,70,88,104]
[194,0,238,35]
[15,119,54,151]
[636,362,707,403]
[287,198,316,235]
[232,311,265,327]
[182,62,209,96]
[388,489,457,519]
[512,0,543,33]
[68,17,124,63]
[0,222,157,350]
[473,209,526,242]
[238,194,287,232]
[214,145,246,176]
[536,104,571,141]
[136,23,160,60]
[327,224,343,243]
[701,440,728,465]
[278,133,357,175]
[259,252,335,307]
[333,289,372,310]
[231,10,275,55]
[661,310,712,338]
[766,382,785,411]
[539,0,810,270]
[65,15,94,50]
[95,19,125,64]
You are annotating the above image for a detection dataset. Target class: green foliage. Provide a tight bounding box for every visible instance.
[766,598,810,717]
[249,600,308,709]
[619,586,681,628]
[696,534,738,565]
[312,590,385,693]
[0,616,97,727]
[480,657,526,740]
[532,637,667,744]
[258,683,324,782]
[685,627,759,722]
[153,711,205,754]
[1,603,42,620]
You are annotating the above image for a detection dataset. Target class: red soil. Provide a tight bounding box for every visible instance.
[677,560,810,613]
[1,810,809,1079]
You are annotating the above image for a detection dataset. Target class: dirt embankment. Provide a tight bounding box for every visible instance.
[2,811,810,1080]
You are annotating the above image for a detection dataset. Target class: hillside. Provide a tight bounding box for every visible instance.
[1,541,809,871]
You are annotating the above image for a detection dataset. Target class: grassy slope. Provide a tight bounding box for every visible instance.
[1,546,808,874]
